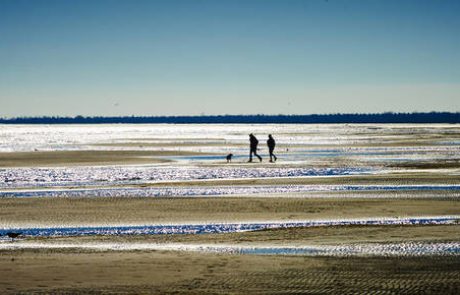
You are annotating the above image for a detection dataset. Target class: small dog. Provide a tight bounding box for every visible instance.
[226,153,233,163]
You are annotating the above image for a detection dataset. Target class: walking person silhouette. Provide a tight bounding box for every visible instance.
[267,134,277,162]
[248,133,262,162]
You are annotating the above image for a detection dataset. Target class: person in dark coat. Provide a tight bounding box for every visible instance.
[267,134,277,162]
[248,133,262,162]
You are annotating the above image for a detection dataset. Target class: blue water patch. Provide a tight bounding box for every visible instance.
[1,216,458,238]
[446,246,460,254]
[436,140,460,145]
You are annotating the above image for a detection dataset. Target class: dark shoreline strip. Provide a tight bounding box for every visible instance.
[2,112,460,124]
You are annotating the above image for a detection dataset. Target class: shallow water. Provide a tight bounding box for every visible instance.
[1,216,458,237]
[0,166,372,189]
[1,124,459,157]
[0,124,435,151]
[3,184,460,198]
[171,146,460,161]
[215,242,460,256]
[0,241,458,257]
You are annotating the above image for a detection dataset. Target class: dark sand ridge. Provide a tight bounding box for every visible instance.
[384,159,460,169]
[75,173,460,191]
[121,137,228,141]
[0,150,363,168]
[1,197,459,227]
[93,141,244,147]
[1,249,459,294]
[136,173,460,186]
[0,150,214,167]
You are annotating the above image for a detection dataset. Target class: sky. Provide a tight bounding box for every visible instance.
[1,0,459,117]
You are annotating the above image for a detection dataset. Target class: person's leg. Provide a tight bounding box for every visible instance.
[248,149,253,162]
[255,150,262,162]
[271,149,277,161]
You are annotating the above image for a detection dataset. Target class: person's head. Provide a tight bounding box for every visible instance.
[268,134,273,139]
[249,133,254,138]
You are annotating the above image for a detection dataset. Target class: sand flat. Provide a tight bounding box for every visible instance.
[17,224,459,246]
[136,173,460,187]
[0,150,213,167]
[1,250,459,294]
[1,197,459,227]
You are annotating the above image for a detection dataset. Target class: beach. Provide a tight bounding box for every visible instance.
[2,251,459,294]
[1,123,459,293]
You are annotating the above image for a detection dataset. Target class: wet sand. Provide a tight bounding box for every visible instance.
[133,173,460,187]
[1,196,459,227]
[1,250,459,294]
[15,224,459,246]
[0,150,210,167]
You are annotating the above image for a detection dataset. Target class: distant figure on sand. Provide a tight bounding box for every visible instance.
[267,134,277,162]
[248,134,262,162]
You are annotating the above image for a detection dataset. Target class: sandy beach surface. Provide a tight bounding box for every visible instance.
[0,150,212,167]
[1,124,459,294]
[1,196,459,227]
[1,250,459,294]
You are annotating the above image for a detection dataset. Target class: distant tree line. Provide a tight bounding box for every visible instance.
[1,112,459,124]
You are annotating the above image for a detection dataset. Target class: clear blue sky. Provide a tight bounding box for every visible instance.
[1,0,459,116]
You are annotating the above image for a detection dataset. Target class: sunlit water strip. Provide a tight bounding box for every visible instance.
[2,184,460,198]
[2,123,458,151]
[0,241,459,257]
[1,216,458,237]
[0,166,372,189]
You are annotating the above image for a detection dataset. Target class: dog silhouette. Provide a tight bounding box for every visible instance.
[226,153,233,163]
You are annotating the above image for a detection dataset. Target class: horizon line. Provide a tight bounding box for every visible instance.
[1,112,459,124]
